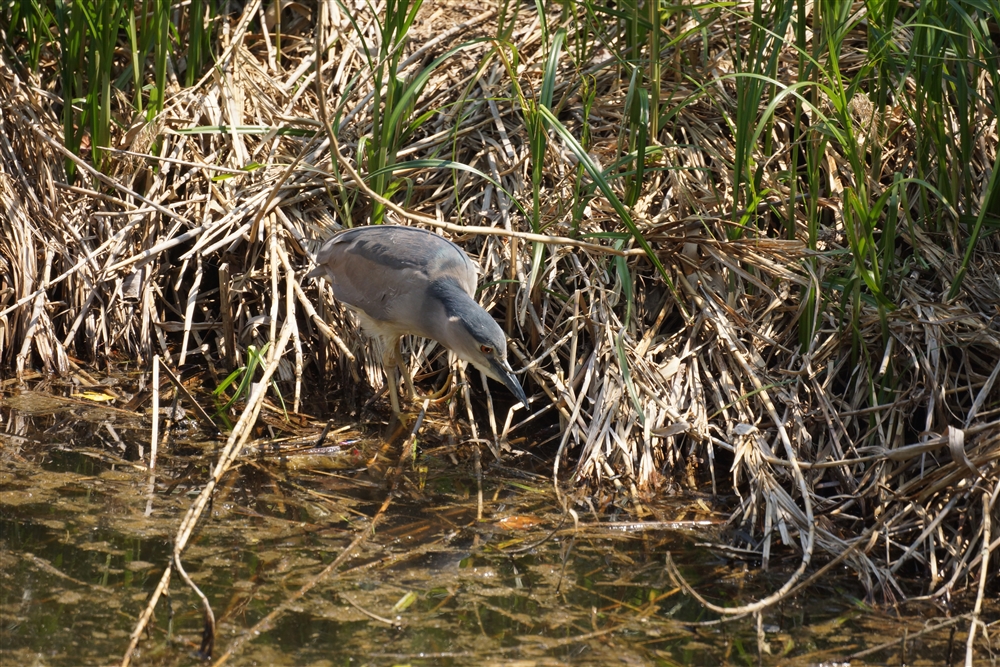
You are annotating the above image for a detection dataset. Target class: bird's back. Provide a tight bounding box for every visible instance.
[308,226,478,337]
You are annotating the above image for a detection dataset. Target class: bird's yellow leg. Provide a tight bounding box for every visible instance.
[426,371,457,403]
[382,341,403,416]
[395,338,416,401]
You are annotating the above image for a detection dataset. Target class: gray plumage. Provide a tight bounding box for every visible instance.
[308,225,528,415]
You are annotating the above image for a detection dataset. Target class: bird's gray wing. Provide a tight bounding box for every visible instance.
[309,226,478,326]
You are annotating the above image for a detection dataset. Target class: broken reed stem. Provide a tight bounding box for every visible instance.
[210,492,397,666]
[150,355,159,472]
[120,321,295,667]
[964,482,997,666]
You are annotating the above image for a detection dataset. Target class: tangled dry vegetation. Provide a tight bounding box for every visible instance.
[2,0,998,615]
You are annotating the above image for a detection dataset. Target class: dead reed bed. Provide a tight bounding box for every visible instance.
[1,0,998,652]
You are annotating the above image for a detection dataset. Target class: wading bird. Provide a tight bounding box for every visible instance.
[308,225,528,415]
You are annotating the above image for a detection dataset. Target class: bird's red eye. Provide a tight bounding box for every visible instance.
[480,345,493,355]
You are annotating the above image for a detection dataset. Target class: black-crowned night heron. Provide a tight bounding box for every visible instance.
[307,225,528,415]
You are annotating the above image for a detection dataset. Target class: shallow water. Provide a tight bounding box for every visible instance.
[0,386,988,666]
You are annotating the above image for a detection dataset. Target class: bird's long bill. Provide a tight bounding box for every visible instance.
[489,357,529,410]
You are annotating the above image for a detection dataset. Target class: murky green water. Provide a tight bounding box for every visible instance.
[1,388,988,666]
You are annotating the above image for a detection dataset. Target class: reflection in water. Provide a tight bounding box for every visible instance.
[0,392,979,666]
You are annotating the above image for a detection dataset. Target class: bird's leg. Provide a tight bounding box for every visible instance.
[426,373,457,403]
[382,338,402,416]
[426,357,455,402]
[395,337,416,401]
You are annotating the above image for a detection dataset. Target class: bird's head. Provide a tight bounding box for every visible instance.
[430,281,529,409]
